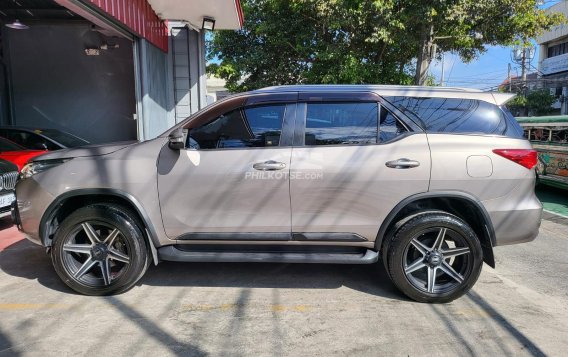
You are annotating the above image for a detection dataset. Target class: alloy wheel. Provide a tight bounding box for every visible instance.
[403,227,472,294]
[61,221,131,287]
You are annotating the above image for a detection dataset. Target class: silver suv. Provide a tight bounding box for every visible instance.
[14,85,542,302]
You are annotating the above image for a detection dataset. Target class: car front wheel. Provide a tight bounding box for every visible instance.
[51,204,149,295]
[386,211,483,303]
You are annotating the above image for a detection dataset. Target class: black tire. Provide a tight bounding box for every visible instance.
[51,204,149,296]
[386,211,483,303]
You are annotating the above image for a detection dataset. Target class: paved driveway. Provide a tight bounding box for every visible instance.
[1,215,567,356]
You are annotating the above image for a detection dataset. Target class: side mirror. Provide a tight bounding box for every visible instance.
[168,129,185,150]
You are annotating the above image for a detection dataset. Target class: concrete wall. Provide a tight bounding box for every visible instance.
[537,1,568,45]
[169,23,206,124]
[138,38,173,140]
[136,25,207,140]
[5,22,137,143]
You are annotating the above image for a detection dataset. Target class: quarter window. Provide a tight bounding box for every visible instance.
[380,106,408,142]
[385,97,510,136]
[305,102,378,145]
[189,105,286,149]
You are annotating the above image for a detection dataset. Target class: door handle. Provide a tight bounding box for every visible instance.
[253,160,287,171]
[385,158,420,169]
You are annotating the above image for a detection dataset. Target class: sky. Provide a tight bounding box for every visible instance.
[429,0,563,91]
[428,46,532,91]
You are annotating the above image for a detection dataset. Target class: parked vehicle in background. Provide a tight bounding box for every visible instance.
[14,85,541,303]
[0,137,46,171]
[0,127,89,150]
[0,159,18,219]
[516,115,568,190]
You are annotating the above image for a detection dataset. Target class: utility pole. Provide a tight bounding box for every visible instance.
[508,63,512,92]
[440,52,445,86]
[521,47,527,83]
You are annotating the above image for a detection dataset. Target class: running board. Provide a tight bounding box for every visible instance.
[158,246,379,264]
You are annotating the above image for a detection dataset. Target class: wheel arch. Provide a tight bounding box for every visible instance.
[377,191,496,268]
[39,188,160,264]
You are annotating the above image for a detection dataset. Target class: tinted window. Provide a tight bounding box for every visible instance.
[500,106,526,139]
[0,137,24,151]
[385,97,511,136]
[379,106,408,142]
[305,103,378,145]
[190,105,286,149]
[0,130,58,150]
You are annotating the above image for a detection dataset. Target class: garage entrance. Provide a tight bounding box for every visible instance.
[0,0,137,144]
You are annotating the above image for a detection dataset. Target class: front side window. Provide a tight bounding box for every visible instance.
[189,105,286,149]
[305,102,378,145]
[385,97,509,136]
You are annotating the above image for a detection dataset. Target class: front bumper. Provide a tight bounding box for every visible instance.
[14,177,55,246]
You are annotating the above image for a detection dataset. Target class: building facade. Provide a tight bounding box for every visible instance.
[537,1,568,115]
[0,0,242,143]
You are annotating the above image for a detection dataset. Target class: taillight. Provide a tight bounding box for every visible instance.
[492,149,538,170]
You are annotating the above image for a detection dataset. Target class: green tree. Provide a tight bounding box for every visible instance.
[208,0,564,91]
[507,89,556,116]
[412,0,565,84]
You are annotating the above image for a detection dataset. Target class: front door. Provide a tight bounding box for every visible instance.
[289,93,431,242]
[157,97,296,240]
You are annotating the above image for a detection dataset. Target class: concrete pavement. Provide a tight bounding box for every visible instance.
[0,216,567,356]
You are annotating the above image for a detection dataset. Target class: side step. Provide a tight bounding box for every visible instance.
[158,246,379,264]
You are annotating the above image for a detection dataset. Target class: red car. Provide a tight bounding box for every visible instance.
[0,137,46,171]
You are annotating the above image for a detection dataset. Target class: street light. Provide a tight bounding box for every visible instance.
[202,17,216,31]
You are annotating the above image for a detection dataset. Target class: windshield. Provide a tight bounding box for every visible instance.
[38,129,89,148]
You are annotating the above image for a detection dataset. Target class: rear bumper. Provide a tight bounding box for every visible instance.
[482,177,543,246]
[487,206,542,246]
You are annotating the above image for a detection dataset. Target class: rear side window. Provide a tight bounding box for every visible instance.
[385,96,522,138]
[305,102,378,145]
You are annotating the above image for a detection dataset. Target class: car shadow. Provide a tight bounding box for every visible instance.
[0,239,407,301]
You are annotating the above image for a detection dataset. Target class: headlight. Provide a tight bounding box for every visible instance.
[20,159,71,179]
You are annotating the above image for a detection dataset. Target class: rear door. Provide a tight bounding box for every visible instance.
[289,92,431,242]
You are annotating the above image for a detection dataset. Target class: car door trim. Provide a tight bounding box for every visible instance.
[176,232,292,241]
[292,232,368,242]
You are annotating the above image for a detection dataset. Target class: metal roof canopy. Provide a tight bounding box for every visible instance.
[148,0,243,30]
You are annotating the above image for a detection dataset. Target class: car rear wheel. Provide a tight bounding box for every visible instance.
[386,212,483,303]
[51,204,149,295]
